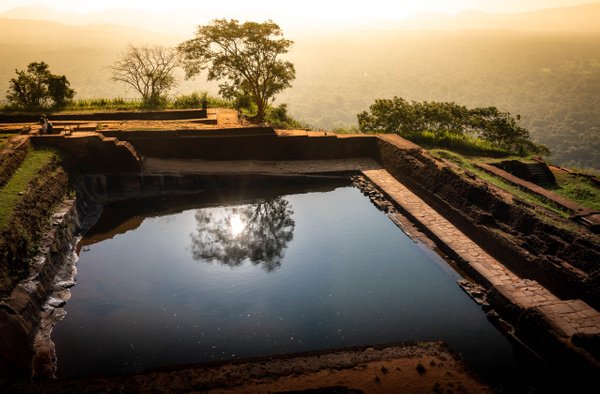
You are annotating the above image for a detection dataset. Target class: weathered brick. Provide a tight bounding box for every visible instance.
[363,168,596,344]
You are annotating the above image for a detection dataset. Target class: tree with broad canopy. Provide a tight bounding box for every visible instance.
[6,61,75,109]
[178,19,295,123]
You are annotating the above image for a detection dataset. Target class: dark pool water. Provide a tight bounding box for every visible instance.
[53,181,525,383]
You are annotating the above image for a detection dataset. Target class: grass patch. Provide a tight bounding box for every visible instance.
[552,171,600,210]
[0,149,57,231]
[430,149,571,218]
[0,154,68,297]
[398,131,514,157]
[0,92,235,113]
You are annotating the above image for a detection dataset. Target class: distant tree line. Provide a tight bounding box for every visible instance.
[358,97,549,156]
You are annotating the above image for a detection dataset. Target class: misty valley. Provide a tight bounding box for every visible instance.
[1,19,599,169]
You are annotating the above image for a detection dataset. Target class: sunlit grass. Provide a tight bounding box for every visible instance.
[0,92,235,113]
[0,149,57,231]
[430,149,571,218]
[552,170,600,211]
[404,131,513,157]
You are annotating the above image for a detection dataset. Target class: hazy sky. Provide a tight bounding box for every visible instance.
[0,0,597,18]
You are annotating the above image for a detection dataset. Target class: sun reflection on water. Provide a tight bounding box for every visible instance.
[230,214,246,237]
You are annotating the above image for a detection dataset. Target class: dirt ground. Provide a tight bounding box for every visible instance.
[15,342,490,393]
[99,108,240,130]
[0,108,241,134]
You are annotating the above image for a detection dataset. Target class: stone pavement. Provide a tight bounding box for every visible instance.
[362,169,600,346]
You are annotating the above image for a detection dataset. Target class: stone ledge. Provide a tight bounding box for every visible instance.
[362,168,600,369]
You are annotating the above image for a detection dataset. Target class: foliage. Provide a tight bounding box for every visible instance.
[267,33,598,169]
[358,97,549,156]
[0,92,236,112]
[111,45,179,106]
[6,62,75,109]
[170,91,235,109]
[178,19,295,122]
[265,103,310,129]
[171,91,207,109]
[68,97,137,110]
[331,126,360,134]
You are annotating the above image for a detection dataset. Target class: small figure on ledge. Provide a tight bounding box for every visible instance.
[39,114,53,134]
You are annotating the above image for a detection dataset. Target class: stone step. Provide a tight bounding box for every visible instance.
[524,162,556,186]
[362,168,600,364]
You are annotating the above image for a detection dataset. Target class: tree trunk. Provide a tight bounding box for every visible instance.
[256,101,266,123]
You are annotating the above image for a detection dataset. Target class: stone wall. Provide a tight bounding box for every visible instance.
[375,135,600,310]
[24,131,600,306]
[30,134,141,173]
[5,130,599,379]
[107,132,379,161]
[0,201,80,382]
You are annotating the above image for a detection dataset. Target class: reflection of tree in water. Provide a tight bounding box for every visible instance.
[190,197,295,272]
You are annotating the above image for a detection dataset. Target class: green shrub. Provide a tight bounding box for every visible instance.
[266,104,311,129]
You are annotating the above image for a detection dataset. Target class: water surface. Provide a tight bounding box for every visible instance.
[53,182,521,383]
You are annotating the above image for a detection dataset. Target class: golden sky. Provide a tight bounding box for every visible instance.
[1,0,597,17]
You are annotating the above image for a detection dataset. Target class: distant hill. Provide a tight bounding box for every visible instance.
[2,3,600,34]
[0,12,599,169]
[0,4,200,35]
[0,17,182,46]
[0,18,188,98]
[395,3,600,33]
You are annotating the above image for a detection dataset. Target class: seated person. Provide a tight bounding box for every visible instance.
[39,115,53,134]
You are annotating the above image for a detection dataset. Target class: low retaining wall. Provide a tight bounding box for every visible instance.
[0,200,81,382]
[107,132,379,161]
[375,135,600,309]
[30,134,141,173]
[31,131,378,172]
[100,127,277,139]
[0,109,207,123]
[26,131,599,306]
